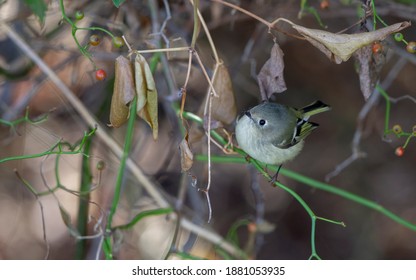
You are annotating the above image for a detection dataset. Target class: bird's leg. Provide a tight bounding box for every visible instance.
[269,164,282,183]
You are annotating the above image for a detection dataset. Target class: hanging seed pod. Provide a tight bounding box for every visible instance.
[109,56,135,128]
[179,132,194,172]
[134,53,158,140]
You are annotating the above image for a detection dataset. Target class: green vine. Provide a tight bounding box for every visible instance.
[102,52,161,259]
[0,127,96,164]
[58,0,119,67]
[378,85,416,151]
[0,108,48,132]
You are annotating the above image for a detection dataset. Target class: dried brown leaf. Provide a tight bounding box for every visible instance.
[257,42,287,101]
[292,21,410,64]
[179,134,193,172]
[354,44,385,100]
[211,63,237,125]
[109,56,135,128]
[59,205,79,236]
[135,55,147,112]
[141,84,159,140]
[135,53,159,140]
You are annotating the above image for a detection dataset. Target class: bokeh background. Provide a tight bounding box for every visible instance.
[0,0,416,259]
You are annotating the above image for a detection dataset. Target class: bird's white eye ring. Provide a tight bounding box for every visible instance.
[259,119,266,126]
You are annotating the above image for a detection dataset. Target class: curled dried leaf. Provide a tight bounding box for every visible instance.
[135,55,147,112]
[141,84,159,140]
[210,63,237,125]
[109,56,135,128]
[135,53,159,140]
[291,21,410,64]
[354,44,385,100]
[59,205,80,237]
[257,42,287,101]
[179,134,193,172]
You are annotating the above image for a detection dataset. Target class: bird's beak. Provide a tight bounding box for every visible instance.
[237,110,252,122]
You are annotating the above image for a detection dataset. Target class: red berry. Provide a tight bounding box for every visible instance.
[406,41,416,54]
[89,34,100,46]
[372,42,382,54]
[395,146,404,157]
[95,69,107,81]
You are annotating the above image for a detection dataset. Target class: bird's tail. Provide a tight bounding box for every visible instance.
[299,100,331,119]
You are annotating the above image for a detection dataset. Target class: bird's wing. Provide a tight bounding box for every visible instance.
[272,119,319,149]
[293,120,319,143]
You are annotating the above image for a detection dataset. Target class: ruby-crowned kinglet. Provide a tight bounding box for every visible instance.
[235,100,330,166]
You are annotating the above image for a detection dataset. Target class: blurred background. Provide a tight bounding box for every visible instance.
[0,0,416,259]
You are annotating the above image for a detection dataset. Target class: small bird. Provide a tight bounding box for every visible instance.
[235,100,330,176]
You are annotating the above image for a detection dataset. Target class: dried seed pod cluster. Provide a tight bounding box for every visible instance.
[109,53,158,140]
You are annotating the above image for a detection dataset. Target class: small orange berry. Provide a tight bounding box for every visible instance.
[406,41,416,54]
[247,223,257,233]
[89,34,100,46]
[372,42,382,54]
[320,0,329,9]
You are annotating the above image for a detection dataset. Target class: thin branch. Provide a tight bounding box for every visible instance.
[249,165,265,255]
[147,0,172,46]
[14,169,50,259]
[189,0,220,63]
[136,46,190,54]
[202,88,214,223]
[325,55,408,181]
[211,0,270,27]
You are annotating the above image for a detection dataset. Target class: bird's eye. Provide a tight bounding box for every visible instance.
[259,119,266,126]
